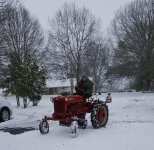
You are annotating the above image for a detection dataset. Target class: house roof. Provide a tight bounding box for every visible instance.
[46,78,76,88]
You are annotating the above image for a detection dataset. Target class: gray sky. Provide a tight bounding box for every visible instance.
[19,0,134,32]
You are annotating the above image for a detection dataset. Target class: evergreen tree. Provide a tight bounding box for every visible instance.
[27,61,47,106]
[0,52,47,108]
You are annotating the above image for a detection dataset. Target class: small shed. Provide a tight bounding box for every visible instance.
[46,78,76,95]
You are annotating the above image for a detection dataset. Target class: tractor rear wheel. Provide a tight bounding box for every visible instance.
[91,104,108,128]
[39,120,49,134]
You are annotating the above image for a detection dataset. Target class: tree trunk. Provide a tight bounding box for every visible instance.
[32,100,38,106]
[23,97,27,108]
[76,64,80,83]
[92,77,96,94]
[16,95,20,107]
[70,77,74,95]
[146,79,151,91]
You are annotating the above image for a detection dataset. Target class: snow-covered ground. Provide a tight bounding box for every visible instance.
[0,92,154,150]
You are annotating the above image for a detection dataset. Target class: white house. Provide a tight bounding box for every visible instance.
[46,78,76,95]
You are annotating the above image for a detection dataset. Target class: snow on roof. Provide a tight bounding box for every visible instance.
[46,78,76,88]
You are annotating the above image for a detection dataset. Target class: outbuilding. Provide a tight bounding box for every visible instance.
[46,79,76,95]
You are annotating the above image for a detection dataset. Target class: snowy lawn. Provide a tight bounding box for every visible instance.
[0,92,154,150]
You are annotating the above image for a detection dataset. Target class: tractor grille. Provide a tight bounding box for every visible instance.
[54,100,65,113]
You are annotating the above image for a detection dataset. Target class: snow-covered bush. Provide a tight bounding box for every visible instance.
[28,93,42,106]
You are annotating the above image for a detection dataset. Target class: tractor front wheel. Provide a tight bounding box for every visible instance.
[91,104,108,128]
[39,119,49,134]
[71,121,79,138]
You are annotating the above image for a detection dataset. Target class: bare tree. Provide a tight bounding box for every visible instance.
[1,5,44,62]
[47,3,100,82]
[84,38,109,92]
[0,0,15,82]
[0,4,45,107]
[0,0,14,24]
[111,0,154,91]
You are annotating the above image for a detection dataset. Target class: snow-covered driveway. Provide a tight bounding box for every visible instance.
[0,95,53,130]
[0,93,154,150]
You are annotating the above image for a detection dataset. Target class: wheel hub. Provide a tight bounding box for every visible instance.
[98,108,105,123]
[2,110,9,121]
[42,121,48,132]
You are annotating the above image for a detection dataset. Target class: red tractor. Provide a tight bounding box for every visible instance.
[39,94,111,137]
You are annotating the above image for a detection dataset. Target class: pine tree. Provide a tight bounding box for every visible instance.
[1,52,47,108]
[27,61,47,106]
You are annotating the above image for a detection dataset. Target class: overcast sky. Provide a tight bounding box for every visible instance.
[19,0,134,32]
